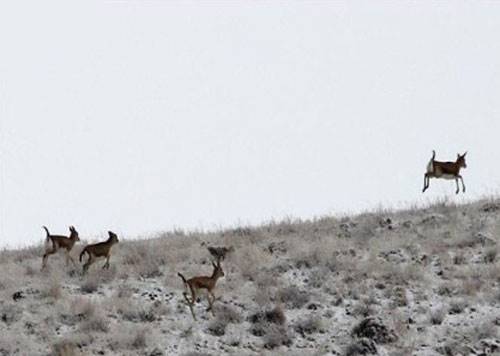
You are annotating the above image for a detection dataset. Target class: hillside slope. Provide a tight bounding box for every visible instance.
[1,198,500,355]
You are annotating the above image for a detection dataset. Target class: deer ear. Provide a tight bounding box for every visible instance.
[463,151,467,156]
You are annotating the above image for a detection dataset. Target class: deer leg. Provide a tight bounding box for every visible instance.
[423,174,429,192]
[190,287,198,304]
[206,291,216,315]
[205,291,213,312]
[102,256,110,269]
[459,175,465,193]
[182,286,197,305]
[42,247,57,270]
[183,287,197,320]
[65,250,72,266]
[185,299,196,320]
[455,177,460,194]
[83,255,95,274]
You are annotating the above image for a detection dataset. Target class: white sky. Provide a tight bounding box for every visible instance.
[1,2,500,248]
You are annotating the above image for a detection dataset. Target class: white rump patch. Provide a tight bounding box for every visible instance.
[426,160,434,173]
[440,174,456,180]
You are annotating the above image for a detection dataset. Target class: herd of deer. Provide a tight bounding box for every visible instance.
[41,225,233,319]
[39,150,467,319]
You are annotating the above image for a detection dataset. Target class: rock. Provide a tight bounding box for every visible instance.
[333,297,343,306]
[421,214,448,226]
[12,291,24,301]
[482,203,500,213]
[307,302,320,310]
[475,233,496,246]
[477,339,500,353]
[248,307,286,325]
[345,338,378,355]
[379,249,407,264]
[351,317,398,344]
[206,319,226,336]
[379,218,393,230]
[148,348,165,356]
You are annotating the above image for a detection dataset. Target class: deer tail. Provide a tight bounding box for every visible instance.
[178,272,187,284]
[42,226,50,243]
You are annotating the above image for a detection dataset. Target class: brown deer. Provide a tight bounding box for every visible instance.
[423,150,467,194]
[79,231,119,274]
[207,246,234,264]
[41,226,80,269]
[178,261,225,320]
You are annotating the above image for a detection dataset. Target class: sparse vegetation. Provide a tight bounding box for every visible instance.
[1,198,500,354]
[429,307,447,325]
[51,339,80,356]
[79,274,100,294]
[263,324,294,349]
[449,299,468,315]
[107,326,150,351]
[484,248,497,263]
[41,278,63,300]
[78,301,110,333]
[293,315,324,336]
[278,286,310,309]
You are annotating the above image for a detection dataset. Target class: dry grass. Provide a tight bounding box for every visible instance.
[1,198,500,355]
[107,325,151,351]
[278,286,310,309]
[41,278,63,300]
[293,315,325,336]
[76,300,110,333]
[51,340,81,356]
[429,307,447,325]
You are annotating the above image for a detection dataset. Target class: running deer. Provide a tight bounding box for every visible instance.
[422,150,467,194]
[79,231,119,274]
[178,261,225,320]
[42,226,80,269]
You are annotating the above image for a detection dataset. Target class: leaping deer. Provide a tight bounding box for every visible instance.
[178,261,225,320]
[422,150,467,194]
[41,226,80,270]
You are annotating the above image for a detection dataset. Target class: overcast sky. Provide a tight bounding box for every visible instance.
[1,2,499,248]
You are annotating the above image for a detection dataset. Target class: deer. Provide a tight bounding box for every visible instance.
[41,226,80,270]
[207,246,234,264]
[177,261,225,320]
[422,150,467,194]
[79,231,119,274]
